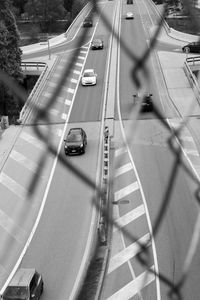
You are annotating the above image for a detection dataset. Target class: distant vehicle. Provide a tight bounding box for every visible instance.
[64,128,87,155]
[140,93,153,112]
[127,0,133,4]
[2,268,43,300]
[81,69,97,86]
[91,39,104,50]
[83,17,93,27]
[182,42,200,53]
[126,12,134,19]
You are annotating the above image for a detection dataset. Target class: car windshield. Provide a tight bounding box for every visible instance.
[83,71,94,77]
[3,286,28,299]
[66,133,82,142]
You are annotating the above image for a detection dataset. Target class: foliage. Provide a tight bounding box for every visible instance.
[24,0,66,31]
[0,0,23,116]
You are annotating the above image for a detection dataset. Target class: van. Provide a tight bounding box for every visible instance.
[2,268,44,300]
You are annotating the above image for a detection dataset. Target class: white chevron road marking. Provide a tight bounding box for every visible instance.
[114,182,139,202]
[0,209,27,243]
[108,233,151,274]
[114,162,133,177]
[0,173,26,200]
[106,266,155,300]
[10,150,38,173]
[113,204,145,232]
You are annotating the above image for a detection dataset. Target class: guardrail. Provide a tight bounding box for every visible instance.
[21,61,46,71]
[19,62,48,123]
[184,56,200,106]
[186,55,200,66]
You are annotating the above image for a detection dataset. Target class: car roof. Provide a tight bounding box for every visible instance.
[83,69,94,73]
[92,39,102,42]
[69,128,83,133]
[8,268,36,287]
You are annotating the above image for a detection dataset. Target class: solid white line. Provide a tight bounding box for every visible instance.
[0,173,26,200]
[114,162,133,177]
[114,204,145,232]
[108,233,151,274]
[116,3,161,297]
[114,182,139,202]
[106,266,155,300]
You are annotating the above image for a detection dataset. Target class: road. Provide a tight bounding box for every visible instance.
[1,0,200,299]
[101,0,200,300]
[14,1,116,300]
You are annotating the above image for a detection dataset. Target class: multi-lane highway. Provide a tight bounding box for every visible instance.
[1,0,200,299]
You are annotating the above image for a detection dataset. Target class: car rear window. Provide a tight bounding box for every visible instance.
[67,133,82,142]
[3,286,28,299]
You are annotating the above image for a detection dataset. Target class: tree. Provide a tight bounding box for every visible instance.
[0,0,23,116]
[63,0,73,13]
[24,0,66,31]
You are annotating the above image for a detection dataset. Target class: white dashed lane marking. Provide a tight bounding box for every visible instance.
[114,182,139,202]
[106,266,155,300]
[77,56,85,60]
[113,204,145,232]
[65,99,72,106]
[76,62,83,67]
[114,162,133,177]
[61,113,68,120]
[108,233,151,274]
[67,88,75,94]
[73,70,81,75]
[71,78,78,84]
[0,173,26,200]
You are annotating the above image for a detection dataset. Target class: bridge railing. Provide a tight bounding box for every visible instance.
[19,62,48,123]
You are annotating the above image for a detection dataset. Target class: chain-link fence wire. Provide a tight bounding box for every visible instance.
[1,0,200,299]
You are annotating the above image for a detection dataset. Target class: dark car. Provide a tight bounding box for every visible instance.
[91,39,104,50]
[140,93,153,112]
[83,17,93,27]
[64,128,87,155]
[127,0,133,4]
[182,42,200,53]
[2,268,43,300]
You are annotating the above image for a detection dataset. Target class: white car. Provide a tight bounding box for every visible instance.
[126,12,134,19]
[81,69,97,86]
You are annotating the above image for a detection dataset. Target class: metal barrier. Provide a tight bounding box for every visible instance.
[19,62,49,123]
